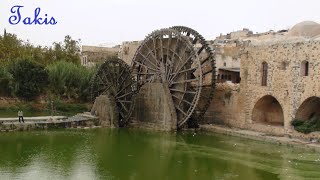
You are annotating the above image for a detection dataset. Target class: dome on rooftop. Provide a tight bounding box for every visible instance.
[287,21,320,38]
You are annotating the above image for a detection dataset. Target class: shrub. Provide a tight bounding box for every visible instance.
[8,59,48,100]
[0,66,14,96]
[291,119,304,127]
[47,97,88,116]
[291,113,320,134]
[294,123,311,134]
[47,61,95,102]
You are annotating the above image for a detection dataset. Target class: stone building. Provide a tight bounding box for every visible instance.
[215,28,253,43]
[214,44,242,83]
[213,29,248,83]
[118,41,141,65]
[81,45,119,67]
[204,21,320,138]
[242,40,320,134]
[213,27,291,84]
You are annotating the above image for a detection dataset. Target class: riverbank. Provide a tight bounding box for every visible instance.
[0,98,91,118]
[116,118,320,151]
[200,124,320,152]
[2,111,320,152]
[0,113,99,132]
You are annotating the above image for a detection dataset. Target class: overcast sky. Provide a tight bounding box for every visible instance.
[0,0,319,47]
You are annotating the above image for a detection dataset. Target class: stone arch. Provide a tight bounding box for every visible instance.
[252,95,284,126]
[295,96,320,120]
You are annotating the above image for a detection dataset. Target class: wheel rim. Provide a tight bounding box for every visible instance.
[171,26,216,122]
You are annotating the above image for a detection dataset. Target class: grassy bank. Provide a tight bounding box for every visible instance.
[0,102,90,118]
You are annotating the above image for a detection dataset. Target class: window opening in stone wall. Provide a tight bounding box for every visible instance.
[261,62,268,86]
[223,62,226,67]
[82,56,88,65]
[124,46,129,55]
[300,61,309,76]
[280,61,288,70]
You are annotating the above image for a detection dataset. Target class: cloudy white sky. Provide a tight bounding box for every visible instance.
[0,0,319,47]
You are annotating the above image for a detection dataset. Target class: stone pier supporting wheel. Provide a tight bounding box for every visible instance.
[131,28,203,128]
[90,57,137,127]
[170,26,216,123]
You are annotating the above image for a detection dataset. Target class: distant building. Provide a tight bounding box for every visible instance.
[212,27,291,84]
[81,45,120,67]
[118,41,141,65]
[213,29,249,84]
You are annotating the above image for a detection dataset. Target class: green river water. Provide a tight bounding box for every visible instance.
[0,129,319,180]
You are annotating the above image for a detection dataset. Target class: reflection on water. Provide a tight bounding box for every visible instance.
[0,129,319,180]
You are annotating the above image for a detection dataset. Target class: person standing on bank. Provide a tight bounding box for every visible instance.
[18,110,24,123]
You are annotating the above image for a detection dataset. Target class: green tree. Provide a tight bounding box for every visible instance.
[0,66,14,96]
[51,35,81,64]
[8,59,49,100]
[0,31,81,66]
[0,32,24,62]
[47,61,95,102]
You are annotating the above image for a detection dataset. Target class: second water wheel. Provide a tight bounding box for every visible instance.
[90,57,137,127]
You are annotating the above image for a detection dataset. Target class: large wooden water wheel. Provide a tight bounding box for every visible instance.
[131,28,204,128]
[170,26,216,123]
[90,57,137,127]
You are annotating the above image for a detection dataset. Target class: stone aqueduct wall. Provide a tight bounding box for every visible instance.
[203,84,245,128]
[242,41,320,133]
[203,40,320,137]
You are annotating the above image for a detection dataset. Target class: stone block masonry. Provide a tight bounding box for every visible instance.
[91,95,118,127]
[202,40,320,140]
[130,83,177,131]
